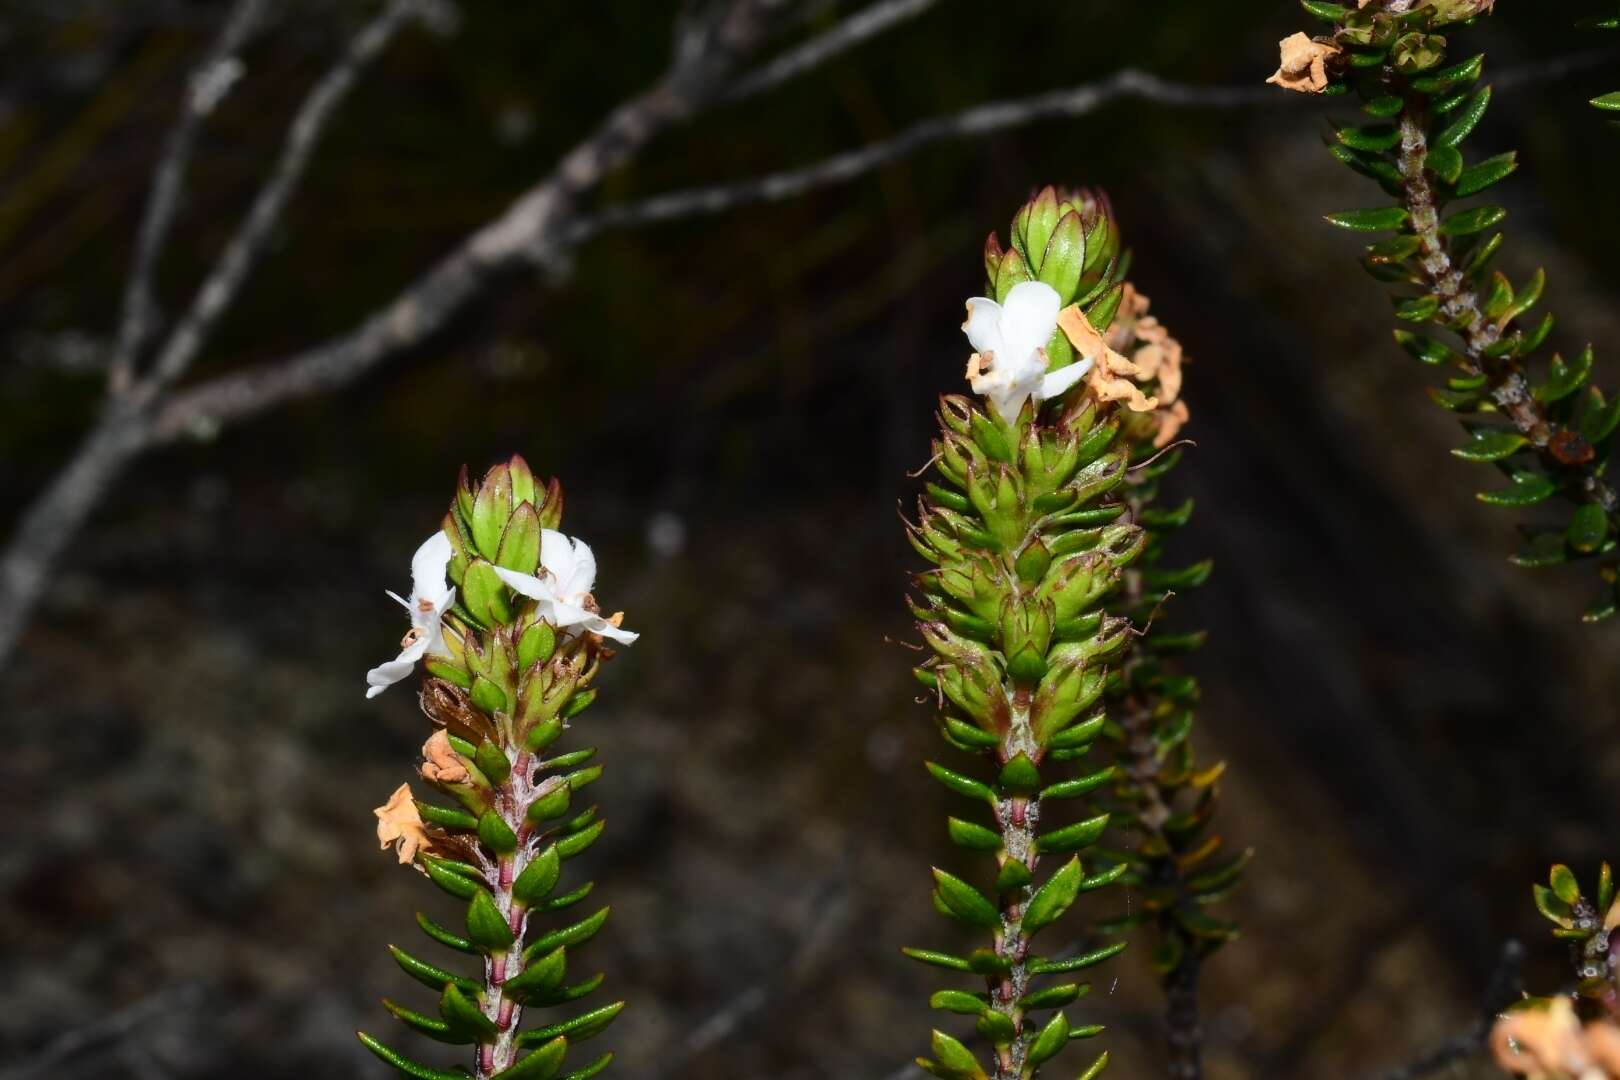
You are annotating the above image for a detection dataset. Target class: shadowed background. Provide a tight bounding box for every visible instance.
[2,2,1618,1077]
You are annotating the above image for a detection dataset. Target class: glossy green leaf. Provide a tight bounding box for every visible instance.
[1324,206,1410,232]
[356,1032,473,1079]
[525,907,611,963]
[932,868,1000,927]
[417,911,478,954]
[555,1052,613,1080]
[440,983,498,1039]
[1477,472,1558,508]
[1037,812,1110,854]
[1435,86,1491,147]
[519,1001,626,1047]
[1439,205,1506,237]
[924,761,995,803]
[514,845,563,905]
[1027,1012,1071,1066]
[467,889,516,951]
[1454,151,1518,197]
[1569,504,1610,554]
[929,990,988,1015]
[557,820,605,859]
[461,559,511,628]
[1023,857,1084,934]
[1426,145,1462,184]
[490,1035,567,1080]
[1451,429,1526,462]
[901,947,974,972]
[947,817,1003,852]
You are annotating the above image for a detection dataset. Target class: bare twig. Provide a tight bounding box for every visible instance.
[107,0,267,397]
[572,70,1280,241]
[1367,940,1526,1080]
[135,0,421,403]
[724,0,941,102]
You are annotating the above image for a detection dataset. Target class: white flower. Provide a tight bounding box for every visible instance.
[365,530,456,699]
[962,280,1092,421]
[492,529,639,644]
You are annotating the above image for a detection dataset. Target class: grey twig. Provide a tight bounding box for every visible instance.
[724,0,941,102]
[135,0,421,402]
[107,0,268,397]
[1367,940,1525,1080]
[571,70,1282,241]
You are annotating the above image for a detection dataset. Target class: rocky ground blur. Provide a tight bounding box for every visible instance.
[3,3,1620,1078]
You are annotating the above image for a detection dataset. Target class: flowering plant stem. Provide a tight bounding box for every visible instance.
[359,456,632,1080]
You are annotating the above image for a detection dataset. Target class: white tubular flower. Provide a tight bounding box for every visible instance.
[962,280,1092,422]
[492,529,639,644]
[365,530,456,699]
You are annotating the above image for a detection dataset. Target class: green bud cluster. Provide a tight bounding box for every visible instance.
[1531,862,1619,1006]
[1290,0,1620,621]
[904,189,1142,1080]
[359,456,624,1080]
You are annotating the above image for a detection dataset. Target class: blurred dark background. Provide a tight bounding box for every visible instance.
[3,2,1619,1077]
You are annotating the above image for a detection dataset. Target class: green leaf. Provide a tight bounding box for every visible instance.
[476,741,512,786]
[417,912,478,954]
[902,947,972,972]
[924,761,995,803]
[470,468,512,559]
[525,907,611,963]
[1569,504,1610,554]
[1550,864,1583,905]
[1018,983,1083,1010]
[495,502,542,575]
[490,1036,567,1080]
[557,820,606,860]
[1454,151,1518,197]
[1042,766,1115,801]
[929,1029,987,1077]
[527,782,572,823]
[424,858,483,900]
[440,983,499,1039]
[947,817,1003,852]
[1299,0,1351,20]
[929,990,988,1015]
[467,889,517,951]
[389,944,479,995]
[518,1001,626,1047]
[1023,858,1084,935]
[1451,429,1526,462]
[518,622,557,670]
[1439,205,1506,237]
[462,559,512,628]
[384,998,473,1044]
[1538,347,1594,404]
[1411,52,1484,94]
[1027,1012,1071,1066]
[997,752,1041,793]
[1426,145,1462,184]
[1324,206,1410,232]
[417,802,479,830]
[1581,390,1620,444]
[1393,330,1460,366]
[1037,812,1110,854]
[356,1032,473,1079]
[556,1052,613,1080]
[1477,472,1558,508]
[932,867,1001,927]
[505,946,568,1002]
[1336,124,1401,152]
[1028,939,1129,975]
[514,845,563,905]
[1593,91,1620,112]
[478,811,519,855]
[1436,86,1491,147]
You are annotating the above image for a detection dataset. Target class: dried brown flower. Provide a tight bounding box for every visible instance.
[1058,305,1160,414]
[1491,998,1620,1079]
[1266,32,1342,94]
[374,783,433,867]
[420,728,470,785]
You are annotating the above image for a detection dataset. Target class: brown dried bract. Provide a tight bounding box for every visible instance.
[420,678,496,744]
[1551,430,1597,466]
[375,783,432,868]
[420,728,470,785]
[1058,305,1160,414]
[1266,32,1341,94]
[1106,284,1195,448]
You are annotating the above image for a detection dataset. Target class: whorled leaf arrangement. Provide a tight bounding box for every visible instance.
[1272,0,1620,621]
[359,457,628,1080]
[1094,289,1247,1080]
[1490,863,1620,1077]
[905,188,1164,1080]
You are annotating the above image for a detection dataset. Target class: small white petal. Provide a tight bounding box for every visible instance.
[1039,359,1092,401]
[566,538,598,599]
[410,531,454,606]
[550,599,596,629]
[962,297,1004,355]
[493,565,552,601]
[998,281,1062,368]
[365,653,418,698]
[588,616,638,644]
